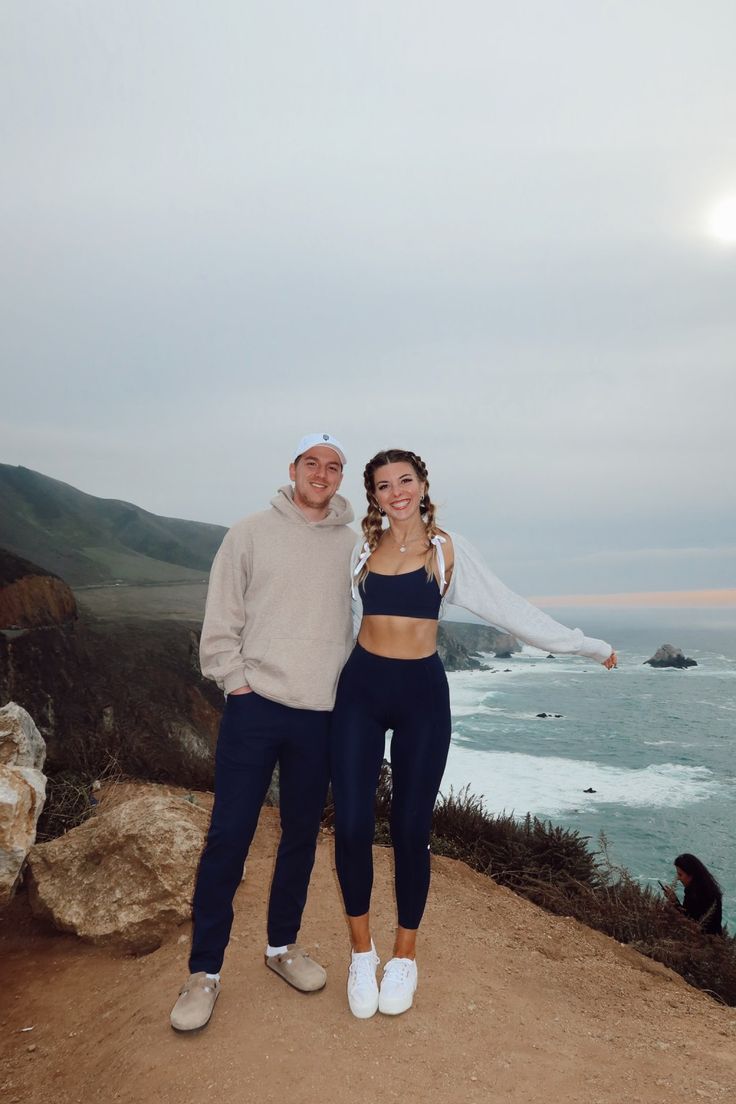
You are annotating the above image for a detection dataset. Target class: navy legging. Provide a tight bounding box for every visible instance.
[330,643,452,930]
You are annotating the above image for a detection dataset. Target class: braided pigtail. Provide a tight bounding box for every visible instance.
[407,452,441,581]
[357,464,386,585]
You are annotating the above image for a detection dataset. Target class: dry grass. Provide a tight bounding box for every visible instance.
[36,754,124,842]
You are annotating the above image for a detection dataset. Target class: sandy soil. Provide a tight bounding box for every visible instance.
[1,808,735,1104]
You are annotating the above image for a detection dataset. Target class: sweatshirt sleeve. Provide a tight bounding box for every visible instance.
[350,540,364,640]
[445,533,613,663]
[199,528,250,694]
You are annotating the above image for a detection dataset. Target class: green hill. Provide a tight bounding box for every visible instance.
[0,464,226,585]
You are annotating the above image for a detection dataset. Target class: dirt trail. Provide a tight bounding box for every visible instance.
[2,809,735,1104]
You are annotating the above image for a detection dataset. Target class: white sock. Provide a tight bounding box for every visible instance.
[352,941,376,959]
[205,972,220,982]
[266,944,289,957]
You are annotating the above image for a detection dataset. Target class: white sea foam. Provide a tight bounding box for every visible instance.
[439,744,720,818]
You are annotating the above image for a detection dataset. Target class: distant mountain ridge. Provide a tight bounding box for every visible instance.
[0,464,226,586]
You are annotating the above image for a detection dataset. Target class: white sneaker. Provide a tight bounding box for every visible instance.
[378,957,418,1015]
[347,941,380,1019]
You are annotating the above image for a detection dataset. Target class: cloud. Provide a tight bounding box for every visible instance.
[2,2,735,594]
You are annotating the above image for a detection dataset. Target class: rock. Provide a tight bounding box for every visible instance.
[537,712,548,718]
[644,644,697,669]
[0,764,47,904]
[26,790,209,952]
[0,549,77,630]
[583,787,596,794]
[0,703,47,904]
[546,654,556,659]
[0,701,47,770]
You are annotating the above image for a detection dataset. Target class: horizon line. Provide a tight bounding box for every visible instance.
[530,588,736,609]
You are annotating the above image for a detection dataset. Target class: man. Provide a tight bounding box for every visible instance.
[170,433,355,1032]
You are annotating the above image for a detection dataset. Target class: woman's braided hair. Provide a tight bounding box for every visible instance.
[358,448,440,584]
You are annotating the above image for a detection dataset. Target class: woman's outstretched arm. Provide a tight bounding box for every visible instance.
[445,533,615,665]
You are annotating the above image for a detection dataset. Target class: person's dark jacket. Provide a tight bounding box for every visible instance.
[681,882,723,935]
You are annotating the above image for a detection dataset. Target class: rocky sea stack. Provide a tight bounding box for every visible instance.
[645,643,697,669]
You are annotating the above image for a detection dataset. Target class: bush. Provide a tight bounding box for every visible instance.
[36,754,123,842]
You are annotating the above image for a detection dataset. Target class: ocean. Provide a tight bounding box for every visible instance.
[433,608,736,930]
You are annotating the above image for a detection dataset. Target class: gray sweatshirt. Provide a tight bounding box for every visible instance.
[200,485,356,710]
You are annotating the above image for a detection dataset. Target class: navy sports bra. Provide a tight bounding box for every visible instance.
[359,568,442,620]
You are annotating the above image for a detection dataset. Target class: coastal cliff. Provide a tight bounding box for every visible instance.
[439,621,518,666]
[0,612,222,791]
[0,550,77,630]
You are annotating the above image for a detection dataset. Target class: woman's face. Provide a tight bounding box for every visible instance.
[675,866,692,886]
[372,461,426,524]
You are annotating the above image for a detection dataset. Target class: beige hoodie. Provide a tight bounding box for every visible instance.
[200,485,356,710]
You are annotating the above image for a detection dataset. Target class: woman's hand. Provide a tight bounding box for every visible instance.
[662,884,678,905]
[602,651,618,670]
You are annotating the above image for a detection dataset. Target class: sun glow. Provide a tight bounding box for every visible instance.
[707,194,736,244]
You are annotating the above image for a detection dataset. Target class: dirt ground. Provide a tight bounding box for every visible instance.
[2,808,735,1104]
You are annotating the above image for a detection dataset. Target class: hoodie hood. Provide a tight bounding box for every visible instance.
[271,484,355,527]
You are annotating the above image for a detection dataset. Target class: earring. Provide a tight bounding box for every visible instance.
[420,497,426,509]
[379,508,385,516]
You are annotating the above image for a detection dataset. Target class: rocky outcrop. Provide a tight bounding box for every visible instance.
[437,626,488,671]
[0,549,77,629]
[0,702,47,903]
[645,644,697,669]
[438,621,519,671]
[26,789,209,952]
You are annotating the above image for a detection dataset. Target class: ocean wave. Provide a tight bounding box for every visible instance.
[439,746,720,818]
[449,704,496,718]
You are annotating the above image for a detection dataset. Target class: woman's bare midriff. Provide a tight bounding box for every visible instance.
[358,614,439,660]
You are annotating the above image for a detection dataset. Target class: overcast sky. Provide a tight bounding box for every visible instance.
[2,2,735,598]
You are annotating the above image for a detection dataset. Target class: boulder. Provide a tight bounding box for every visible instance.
[0,700,47,770]
[26,790,210,953]
[0,763,47,904]
[644,644,697,669]
[0,703,47,904]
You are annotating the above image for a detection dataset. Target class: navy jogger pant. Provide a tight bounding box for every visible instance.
[189,691,331,975]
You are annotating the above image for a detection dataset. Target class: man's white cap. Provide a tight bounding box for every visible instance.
[293,433,347,467]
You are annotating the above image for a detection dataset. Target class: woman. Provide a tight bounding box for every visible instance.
[663,853,723,936]
[330,449,617,1019]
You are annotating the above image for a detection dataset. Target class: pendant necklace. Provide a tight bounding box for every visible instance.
[389,528,426,554]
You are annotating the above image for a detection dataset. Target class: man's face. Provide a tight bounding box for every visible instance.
[289,446,344,513]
